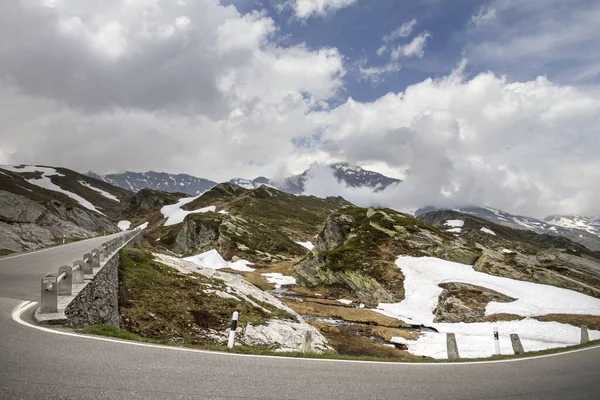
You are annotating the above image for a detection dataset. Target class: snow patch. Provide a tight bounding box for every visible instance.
[262,273,297,288]
[480,227,496,235]
[444,220,463,233]
[79,181,120,202]
[161,195,216,226]
[1,165,104,214]
[444,220,464,228]
[117,221,131,231]
[184,249,255,272]
[377,256,600,358]
[136,222,149,230]
[391,319,600,359]
[337,299,353,305]
[295,241,314,250]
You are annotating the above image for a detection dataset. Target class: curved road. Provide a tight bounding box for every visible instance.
[1,235,599,399]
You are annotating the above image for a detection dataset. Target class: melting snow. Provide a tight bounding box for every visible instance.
[377,256,600,358]
[262,273,297,288]
[184,249,255,272]
[136,222,149,230]
[161,195,216,226]
[1,165,104,214]
[444,220,463,233]
[79,181,120,202]
[444,220,464,228]
[337,299,353,305]
[117,220,131,231]
[480,227,496,235]
[295,241,314,250]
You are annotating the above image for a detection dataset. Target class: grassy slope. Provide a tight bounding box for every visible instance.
[118,247,295,346]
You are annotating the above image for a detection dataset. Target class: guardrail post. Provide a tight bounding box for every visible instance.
[91,249,101,269]
[57,265,73,296]
[40,274,58,313]
[83,252,93,274]
[303,331,313,354]
[581,326,589,344]
[510,333,524,354]
[72,260,84,284]
[446,333,460,360]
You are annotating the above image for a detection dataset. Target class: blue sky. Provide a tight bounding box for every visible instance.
[224,0,600,103]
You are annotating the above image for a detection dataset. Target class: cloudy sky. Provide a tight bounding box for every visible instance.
[1,0,599,217]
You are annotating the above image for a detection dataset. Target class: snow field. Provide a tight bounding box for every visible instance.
[160,195,216,226]
[391,319,600,359]
[79,181,120,202]
[377,255,600,358]
[1,165,104,214]
[444,220,463,233]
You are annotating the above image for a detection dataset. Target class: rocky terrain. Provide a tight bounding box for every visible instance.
[89,171,217,196]
[0,165,132,254]
[417,206,600,252]
[4,165,600,357]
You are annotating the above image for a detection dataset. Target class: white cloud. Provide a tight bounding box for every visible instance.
[359,61,401,84]
[290,0,356,19]
[471,7,496,26]
[391,32,431,59]
[383,19,417,42]
[1,1,599,219]
[304,62,600,217]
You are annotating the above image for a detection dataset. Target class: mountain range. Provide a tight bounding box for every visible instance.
[89,162,402,197]
[89,163,599,251]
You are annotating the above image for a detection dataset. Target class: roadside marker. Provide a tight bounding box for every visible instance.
[227,311,239,349]
[494,326,500,355]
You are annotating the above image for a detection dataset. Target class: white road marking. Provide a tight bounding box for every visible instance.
[11,301,600,366]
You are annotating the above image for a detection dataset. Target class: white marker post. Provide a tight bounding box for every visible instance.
[227,311,239,349]
[494,326,500,355]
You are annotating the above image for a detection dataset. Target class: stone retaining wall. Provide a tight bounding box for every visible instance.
[64,234,142,327]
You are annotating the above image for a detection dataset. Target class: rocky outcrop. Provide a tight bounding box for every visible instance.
[295,257,397,307]
[433,282,518,323]
[316,214,355,252]
[174,217,219,254]
[0,190,117,253]
[125,188,180,213]
[294,212,401,307]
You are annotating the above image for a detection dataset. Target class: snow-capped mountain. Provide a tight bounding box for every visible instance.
[329,162,401,189]
[416,206,600,252]
[543,215,600,235]
[88,171,217,196]
[227,162,401,194]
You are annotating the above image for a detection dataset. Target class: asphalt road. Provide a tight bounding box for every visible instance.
[1,234,599,400]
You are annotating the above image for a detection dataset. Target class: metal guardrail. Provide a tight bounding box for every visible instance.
[39,228,142,314]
